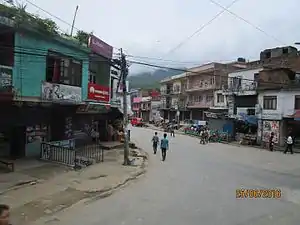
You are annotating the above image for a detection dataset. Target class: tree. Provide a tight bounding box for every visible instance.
[74,30,89,45]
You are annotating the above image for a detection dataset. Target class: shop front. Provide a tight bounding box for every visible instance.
[257,111,282,146]
[283,110,300,148]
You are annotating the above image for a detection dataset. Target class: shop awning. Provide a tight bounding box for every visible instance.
[289,110,300,121]
[237,113,257,125]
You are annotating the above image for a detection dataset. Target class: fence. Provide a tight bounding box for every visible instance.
[40,142,104,168]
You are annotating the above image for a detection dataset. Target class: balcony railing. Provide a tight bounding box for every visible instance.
[225,81,257,93]
[187,101,213,108]
[186,84,215,92]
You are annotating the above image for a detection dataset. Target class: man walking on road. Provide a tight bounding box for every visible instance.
[284,133,294,154]
[151,132,159,154]
[170,124,175,137]
[160,133,169,161]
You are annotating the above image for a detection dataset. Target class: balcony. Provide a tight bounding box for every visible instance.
[186,84,216,92]
[224,81,257,96]
[41,81,82,104]
[132,106,140,111]
[187,101,213,108]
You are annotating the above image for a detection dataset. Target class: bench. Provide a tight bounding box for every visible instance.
[0,159,14,172]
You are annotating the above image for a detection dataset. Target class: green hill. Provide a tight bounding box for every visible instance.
[128,68,185,89]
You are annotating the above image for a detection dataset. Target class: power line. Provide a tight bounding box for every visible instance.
[0,45,259,68]
[209,0,285,45]
[21,0,120,50]
[128,60,297,86]
[127,53,258,65]
[162,0,242,58]
[1,45,297,87]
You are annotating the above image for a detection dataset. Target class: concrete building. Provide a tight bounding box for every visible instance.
[186,62,243,120]
[256,87,300,148]
[160,72,189,121]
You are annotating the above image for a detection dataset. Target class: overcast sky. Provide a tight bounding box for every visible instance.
[19,0,300,73]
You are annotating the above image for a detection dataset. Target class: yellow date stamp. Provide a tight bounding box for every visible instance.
[236,189,282,199]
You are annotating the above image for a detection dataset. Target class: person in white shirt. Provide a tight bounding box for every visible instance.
[284,133,294,154]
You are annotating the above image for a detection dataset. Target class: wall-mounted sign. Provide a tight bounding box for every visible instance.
[0,16,14,27]
[259,111,282,120]
[76,103,110,114]
[88,35,113,59]
[87,83,110,103]
[0,66,12,89]
[41,82,82,103]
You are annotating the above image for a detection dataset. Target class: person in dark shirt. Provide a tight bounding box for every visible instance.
[151,132,159,154]
[269,132,274,151]
[160,133,169,161]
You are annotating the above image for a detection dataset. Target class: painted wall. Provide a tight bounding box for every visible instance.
[13,31,89,99]
[257,89,300,120]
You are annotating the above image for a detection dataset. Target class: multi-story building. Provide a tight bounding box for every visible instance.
[0,7,115,161]
[256,68,300,147]
[186,62,243,120]
[160,73,189,121]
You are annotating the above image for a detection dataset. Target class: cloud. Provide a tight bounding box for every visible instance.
[22,0,300,73]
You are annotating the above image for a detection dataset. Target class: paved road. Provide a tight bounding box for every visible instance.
[36,127,300,225]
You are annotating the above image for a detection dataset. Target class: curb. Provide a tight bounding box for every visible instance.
[0,179,40,196]
[83,146,148,199]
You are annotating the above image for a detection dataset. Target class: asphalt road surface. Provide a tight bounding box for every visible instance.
[36,127,300,225]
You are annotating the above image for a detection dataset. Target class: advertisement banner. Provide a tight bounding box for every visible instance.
[87,83,110,103]
[41,82,82,103]
[88,35,113,59]
[0,65,12,89]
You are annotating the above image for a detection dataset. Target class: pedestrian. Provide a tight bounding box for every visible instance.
[269,132,274,151]
[284,133,294,154]
[151,132,159,154]
[199,129,205,144]
[0,204,10,225]
[160,133,169,161]
[170,124,175,137]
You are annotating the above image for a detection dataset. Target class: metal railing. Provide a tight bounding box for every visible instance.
[40,143,75,166]
[40,142,104,168]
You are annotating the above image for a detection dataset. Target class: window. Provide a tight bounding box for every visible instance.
[263,96,277,110]
[89,72,96,84]
[217,94,224,103]
[295,96,300,109]
[46,51,82,87]
[206,95,213,102]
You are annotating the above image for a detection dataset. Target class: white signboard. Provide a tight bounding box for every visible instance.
[41,82,82,103]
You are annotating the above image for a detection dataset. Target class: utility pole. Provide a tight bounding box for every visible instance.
[120,49,130,165]
[70,5,79,36]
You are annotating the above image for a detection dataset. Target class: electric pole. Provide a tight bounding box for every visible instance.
[120,49,130,165]
[70,5,79,36]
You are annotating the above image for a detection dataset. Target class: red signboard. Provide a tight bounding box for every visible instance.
[87,83,110,102]
[88,35,113,59]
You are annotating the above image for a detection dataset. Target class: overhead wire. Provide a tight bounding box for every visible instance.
[1,45,294,87]
[4,0,121,51]
[208,0,286,45]
[161,0,242,58]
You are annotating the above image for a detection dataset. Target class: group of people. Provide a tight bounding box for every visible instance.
[151,132,169,161]
[199,127,210,144]
[269,132,295,154]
